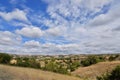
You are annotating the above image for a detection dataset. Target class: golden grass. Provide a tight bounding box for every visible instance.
[72,61,120,80]
[0,64,82,80]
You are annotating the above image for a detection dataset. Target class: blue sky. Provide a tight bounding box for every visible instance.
[0,0,120,55]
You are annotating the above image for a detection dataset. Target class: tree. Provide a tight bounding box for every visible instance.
[16,58,40,68]
[0,53,12,64]
[81,56,101,66]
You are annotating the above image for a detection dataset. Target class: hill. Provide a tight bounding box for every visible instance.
[0,64,82,80]
[72,61,120,80]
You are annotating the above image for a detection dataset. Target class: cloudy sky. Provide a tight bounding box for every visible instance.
[0,0,120,55]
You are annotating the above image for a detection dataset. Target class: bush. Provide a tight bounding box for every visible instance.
[44,62,61,72]
[44,61,68,74]
[56,67,68,74]
[17,61,30,67]
[97,65,120,80]
[81,55,104,66]
[0,53,12,64]
[16,58,40,68]
[68,61,80,71]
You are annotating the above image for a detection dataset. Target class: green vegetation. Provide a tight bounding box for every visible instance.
[43,59,80,74]
[97,65,120,80]
[0,53,12,64]
[44,61,68,74]
[14,57,40,69]
[1,52,120,75]
[81,55,104,66]
[9,56,81,74]
[68,61,80,71]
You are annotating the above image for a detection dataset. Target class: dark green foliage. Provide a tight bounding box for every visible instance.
[0,53,12,64]
[108,65,120,80]
[16,58,40,69]
[81,59,90,66]
[17,61,30,67]
[23,57,29,61]
[81,55,104,66]
[68,61,80,71]
[97,65,120,80]
[56,67,68,74]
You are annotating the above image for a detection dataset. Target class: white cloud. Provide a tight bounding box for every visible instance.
[44,0,112,23]
[0,31,21,46]
[24,40,40,48]
[82,0,111,11]
[16,26,43,38]
[38,43,81,55]
[1,0,120,54]
[0,9,28,22]
[88,3,120,27]
[37,0,120,54]
[45,26,67,37]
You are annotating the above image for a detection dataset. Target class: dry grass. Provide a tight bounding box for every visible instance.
[0,64,82,80]
[72,61,120,80]
[1,61,120,80]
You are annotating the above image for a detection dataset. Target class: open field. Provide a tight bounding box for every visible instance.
[72,61,120,80]
[0,64,82,80]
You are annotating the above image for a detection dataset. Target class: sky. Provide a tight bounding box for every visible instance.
[0,0,120,55]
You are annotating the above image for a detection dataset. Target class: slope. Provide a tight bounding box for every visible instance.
[0,64,82,80]
[72,61,120,80]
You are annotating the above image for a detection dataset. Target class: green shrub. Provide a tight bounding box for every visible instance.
[56,67,68,74]
[81,55,104,66]
[44,61,68,74]
[44,62,59,72]
[68,61,80,71]
[16,58,40,68]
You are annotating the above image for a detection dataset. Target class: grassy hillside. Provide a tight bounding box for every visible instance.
[0,64,82,80]
[72,61,120,80]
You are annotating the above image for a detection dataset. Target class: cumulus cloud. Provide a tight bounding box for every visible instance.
[0,0,120,54]
[37,43,81,55]
[16,26,43,38]
[0,31,21,46]
[24,40,40,48]
[38,0,120,54]
[88,3,120,27]
[15,0,120,54]
[0,9,28,22]
[45,26,67,37]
